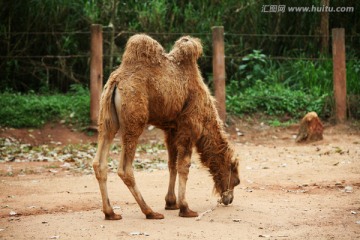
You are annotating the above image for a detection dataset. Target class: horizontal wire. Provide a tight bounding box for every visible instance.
[1,55,358,61]
[1,31,358,38]
[0,55,89,59]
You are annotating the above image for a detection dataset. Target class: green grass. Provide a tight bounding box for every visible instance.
[226,80,328,119]
[0,85,90,128]
[226,51,360,120]
[1,53,359,130]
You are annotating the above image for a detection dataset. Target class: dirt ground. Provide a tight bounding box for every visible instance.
[0,120,360,240]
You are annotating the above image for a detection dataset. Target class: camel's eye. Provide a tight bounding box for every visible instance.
[233,177,240,186]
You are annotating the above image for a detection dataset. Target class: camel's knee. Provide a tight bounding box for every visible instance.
[177,162,191,175]
[92,161,100,178]
[93,161,108,181]
[117,169,135,187]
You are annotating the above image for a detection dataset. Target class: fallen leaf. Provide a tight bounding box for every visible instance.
[259,234,271,238]
[129,231,150,236]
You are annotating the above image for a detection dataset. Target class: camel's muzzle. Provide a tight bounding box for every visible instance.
[221,190,234,205]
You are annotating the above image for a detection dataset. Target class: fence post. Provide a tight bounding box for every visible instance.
[332,28,347,123]
[90,24,103,127]
[212,26,226,123]
[320,0,329,54]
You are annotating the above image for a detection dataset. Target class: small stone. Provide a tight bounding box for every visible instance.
[9,211,17,216]
[344,186,353,193]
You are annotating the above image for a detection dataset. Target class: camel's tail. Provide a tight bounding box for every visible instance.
[97,71,119,134]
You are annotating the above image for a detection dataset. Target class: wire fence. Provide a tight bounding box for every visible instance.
[1,30,359,60]
[0,29,359,92]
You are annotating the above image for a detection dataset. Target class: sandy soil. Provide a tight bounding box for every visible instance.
[0,121,360,240]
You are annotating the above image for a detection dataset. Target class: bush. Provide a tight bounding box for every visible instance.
[0,85,90,128]
[226,51,332,119]
[226,80,328,119]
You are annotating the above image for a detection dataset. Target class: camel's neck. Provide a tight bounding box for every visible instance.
[195,118,233,174]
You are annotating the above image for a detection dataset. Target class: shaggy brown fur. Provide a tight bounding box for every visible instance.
[93,34,240,220]
[296,112,324,142]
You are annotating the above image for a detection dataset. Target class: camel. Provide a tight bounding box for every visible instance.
[92,34,240,220]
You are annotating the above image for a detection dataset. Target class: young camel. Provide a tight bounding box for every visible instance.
[92,34,240,220]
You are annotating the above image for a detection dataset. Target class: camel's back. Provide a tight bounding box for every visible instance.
[115,58,190,126]
[113,34,210,128]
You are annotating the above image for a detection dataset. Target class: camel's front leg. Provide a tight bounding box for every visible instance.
[177,148,198,218]
[164,129,179,210]
[118,136,164,219]
[93,132,121,220]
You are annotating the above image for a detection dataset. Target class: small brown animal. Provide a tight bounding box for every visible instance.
[92,34,240,220]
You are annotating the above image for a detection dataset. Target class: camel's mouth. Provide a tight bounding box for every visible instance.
[220,190,234,205]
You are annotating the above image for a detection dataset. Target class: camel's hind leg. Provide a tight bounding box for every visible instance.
[117,131,164,219]
[115,89,164,220]
[164,129,179,210]
[92,104,121,220]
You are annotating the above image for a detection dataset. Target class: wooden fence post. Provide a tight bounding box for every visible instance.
[332,28,347,123]
[90,24,103,127]
[212,26,226,123]
[320,0,329,54]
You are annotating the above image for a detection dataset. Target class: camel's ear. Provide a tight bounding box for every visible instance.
[231,156,240,168]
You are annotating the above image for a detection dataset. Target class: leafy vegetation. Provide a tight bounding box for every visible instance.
[0,85,90,128]
[226,50,360,120]
[0,0,359,125]
[1,0,359,92]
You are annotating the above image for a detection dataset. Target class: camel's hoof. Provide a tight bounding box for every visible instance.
[146,212,164,220]
[165,203,179,210]
[179,208,198,218]
[104,212,122,220]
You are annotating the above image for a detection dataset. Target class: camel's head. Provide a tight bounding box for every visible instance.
[214,157,240,206]
[169,36,203,63]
